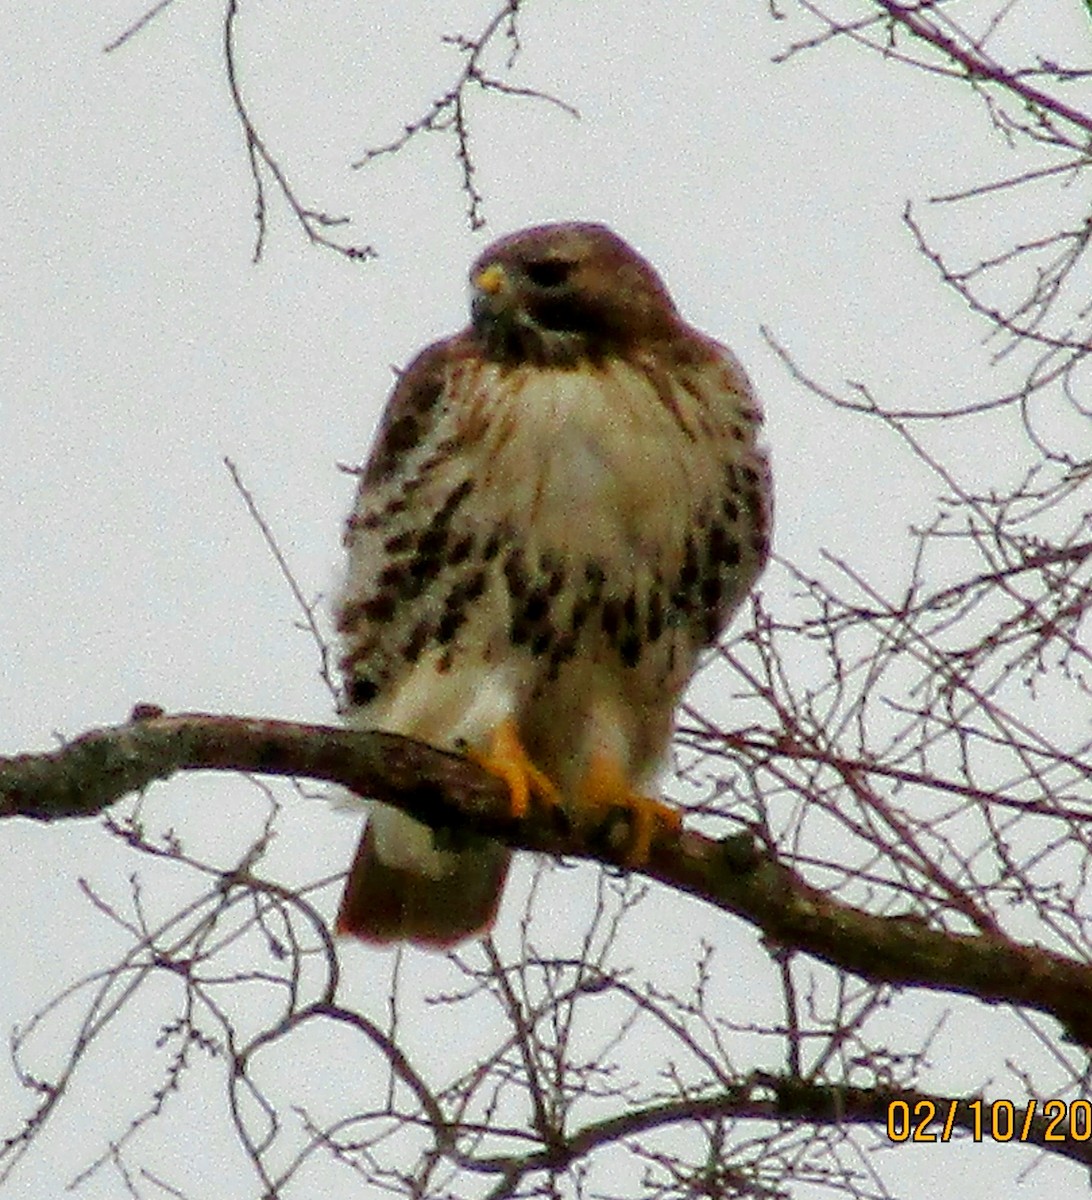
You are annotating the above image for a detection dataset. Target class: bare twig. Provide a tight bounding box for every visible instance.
[223,456,339,702]
[351,0,579,229]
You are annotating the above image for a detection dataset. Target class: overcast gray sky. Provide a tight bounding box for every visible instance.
[2,2,1088,1196]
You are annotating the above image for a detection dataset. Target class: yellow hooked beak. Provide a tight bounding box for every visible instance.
[474,263,507,296]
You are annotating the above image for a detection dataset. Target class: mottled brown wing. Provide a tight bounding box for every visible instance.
[354,340,451,491]
[335,334,514,947]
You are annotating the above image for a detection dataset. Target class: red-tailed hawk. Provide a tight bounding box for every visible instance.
[335,222,770,947]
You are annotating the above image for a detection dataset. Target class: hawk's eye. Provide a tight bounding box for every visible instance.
[524,259,572,288]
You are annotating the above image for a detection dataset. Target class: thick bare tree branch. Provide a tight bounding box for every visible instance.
[5,709,1092,1049]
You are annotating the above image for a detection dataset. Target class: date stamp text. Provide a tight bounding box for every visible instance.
[887,1099,1091,1144]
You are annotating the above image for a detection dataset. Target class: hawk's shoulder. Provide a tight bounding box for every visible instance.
[361,331,480,488]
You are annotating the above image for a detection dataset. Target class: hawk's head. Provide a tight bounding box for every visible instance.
[469,223,681,369]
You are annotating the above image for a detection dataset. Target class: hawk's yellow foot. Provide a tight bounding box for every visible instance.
[579,750,682,864]
[469,718,563,818]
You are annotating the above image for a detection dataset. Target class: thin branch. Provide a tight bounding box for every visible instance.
[106,0,377,261]
[103,0,179,53]
[350,0,578,229]
[222,0,375,262]
[469,1071,1092,1175]
[223,457,339,703]
[871,0,1092,136]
